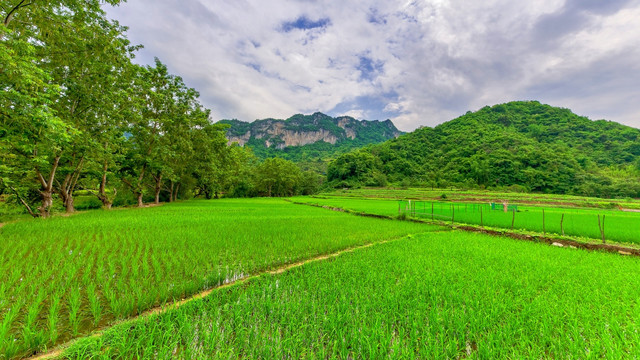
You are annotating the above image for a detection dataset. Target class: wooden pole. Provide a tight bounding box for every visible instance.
[598,214,606,243]
[431,202,434,220]
[452,205,455,225]
[560,213,564,236]
[511,210,515,230]
[598,214,602,243]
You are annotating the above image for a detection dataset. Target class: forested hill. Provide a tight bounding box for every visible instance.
[217,112,402,161]
[328,101,640,198]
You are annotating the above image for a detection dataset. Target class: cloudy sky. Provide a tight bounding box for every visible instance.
[106,0,640,131]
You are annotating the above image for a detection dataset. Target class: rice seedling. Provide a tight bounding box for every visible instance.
[0,198,439,358]
[292,196,640,244]
[61,231,640,359]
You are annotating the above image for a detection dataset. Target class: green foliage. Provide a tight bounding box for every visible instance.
[327,101,640,197]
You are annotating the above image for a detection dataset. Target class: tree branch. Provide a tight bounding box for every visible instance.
[3,0,31,27]
[6,183,37,218]
[47,155,61,191]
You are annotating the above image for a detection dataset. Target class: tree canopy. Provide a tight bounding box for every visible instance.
[327,101,640,198]
[0,1,317,218]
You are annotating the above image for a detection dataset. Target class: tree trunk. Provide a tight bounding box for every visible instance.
[175,183,180,200]
[137,192,144,207]
[169,181,175,202]
[58,175,74,214]
[65,196,75,213]
[154,172,163,204]
[57,156,84,214]
[38,190,53,218]
[35,155,61,218]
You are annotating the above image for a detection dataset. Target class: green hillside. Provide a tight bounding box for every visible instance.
[328,101,640,197]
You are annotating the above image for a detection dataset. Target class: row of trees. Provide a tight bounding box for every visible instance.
[0,1,320,218]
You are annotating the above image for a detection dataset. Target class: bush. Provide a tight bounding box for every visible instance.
[74,196,103,210]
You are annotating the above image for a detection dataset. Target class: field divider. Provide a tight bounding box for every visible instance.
[290,201,640,258]
[27,233,424,360]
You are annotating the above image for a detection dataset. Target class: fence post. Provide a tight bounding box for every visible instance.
[542,209,546,236]
[431,202,434,221]
[511,210,515,230]
[452,206,455,225]
[598,214,606,243]
[560,213,564,236]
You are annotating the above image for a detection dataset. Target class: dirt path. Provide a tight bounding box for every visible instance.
[27,234,423,360]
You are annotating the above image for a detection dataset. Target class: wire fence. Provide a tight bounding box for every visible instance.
[398,200,612,243]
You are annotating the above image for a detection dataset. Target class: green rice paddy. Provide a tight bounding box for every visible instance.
[61,231,640,359]
[0,199,438,359]
[3,193,640,359]
[291,196,640,244]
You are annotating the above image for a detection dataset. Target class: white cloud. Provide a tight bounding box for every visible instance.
[105,0,640,131]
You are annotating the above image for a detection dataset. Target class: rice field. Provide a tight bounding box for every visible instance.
[59,231,640,359]
[326,187,640,209]
[0,199,441,359]
[291,196,640,244]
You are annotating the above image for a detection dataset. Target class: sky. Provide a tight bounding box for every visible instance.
[106,0,640,131]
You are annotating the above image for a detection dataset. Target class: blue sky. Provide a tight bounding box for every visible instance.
[106,0,640,131]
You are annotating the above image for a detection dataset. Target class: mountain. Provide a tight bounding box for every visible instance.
[328,101,640,198]
[217,112,403,161]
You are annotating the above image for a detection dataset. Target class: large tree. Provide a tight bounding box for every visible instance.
[1,0,132,216]
[121,60,211,206]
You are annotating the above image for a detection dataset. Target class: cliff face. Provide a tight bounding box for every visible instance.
[219,112,403,150]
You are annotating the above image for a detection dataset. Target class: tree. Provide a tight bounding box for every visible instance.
[255,158,302,197]
[190,123,229,199]
[1,0,131,216]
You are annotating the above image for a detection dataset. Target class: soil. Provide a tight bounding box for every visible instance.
[454,225,640,257]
